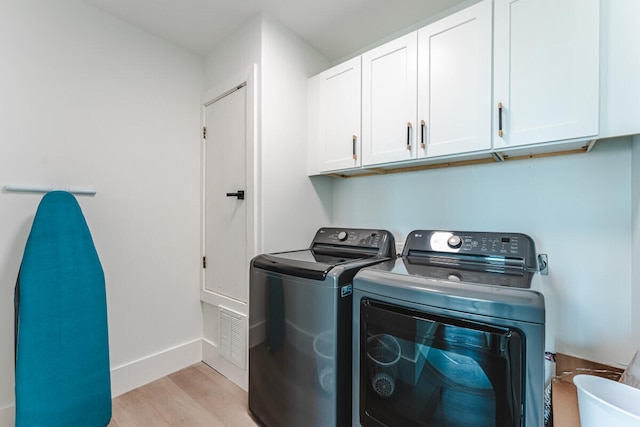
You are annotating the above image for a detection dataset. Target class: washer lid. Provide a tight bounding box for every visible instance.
[252,249,381,281]
[251,228,397,281]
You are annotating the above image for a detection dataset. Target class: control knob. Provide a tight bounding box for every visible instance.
[337,231,348,241]
[447,235,462,249]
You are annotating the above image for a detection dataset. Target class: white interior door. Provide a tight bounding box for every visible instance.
[204,84,248,303]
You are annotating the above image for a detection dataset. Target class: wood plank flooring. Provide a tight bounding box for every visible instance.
[108,363,260,427]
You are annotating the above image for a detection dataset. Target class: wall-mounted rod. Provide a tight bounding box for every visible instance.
[3,185,97,196]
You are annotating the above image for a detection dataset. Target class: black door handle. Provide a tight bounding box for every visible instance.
[498,102,504,137]
[226,190,245,200]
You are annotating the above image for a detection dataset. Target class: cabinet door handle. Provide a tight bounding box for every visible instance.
[498,102,504,137]
[420,120,426,149]
[352,135,357,160]
[407,122,412,150]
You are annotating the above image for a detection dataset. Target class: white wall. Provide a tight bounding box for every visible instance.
[332,136,636,368]
[632,135,640,349]
[204,15,263,90]
[0,0,204,422]
[259,16,333,252]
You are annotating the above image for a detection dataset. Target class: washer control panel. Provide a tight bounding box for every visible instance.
[312,227,394,253]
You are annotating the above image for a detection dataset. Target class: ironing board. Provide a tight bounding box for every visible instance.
[15,191,111,426]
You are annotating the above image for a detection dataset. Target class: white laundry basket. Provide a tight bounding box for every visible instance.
[573,374,640,427]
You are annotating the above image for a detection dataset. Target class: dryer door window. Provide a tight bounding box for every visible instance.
[359,298,524,427]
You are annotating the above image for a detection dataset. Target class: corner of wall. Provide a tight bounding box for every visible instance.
[204,14,263,89]
[258,13,332,251]
[632,135,640,348]
[110,339,202,397]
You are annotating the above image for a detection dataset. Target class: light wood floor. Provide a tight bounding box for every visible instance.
[108,363,260,427]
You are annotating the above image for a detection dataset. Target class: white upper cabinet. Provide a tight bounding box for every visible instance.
[361,33,418,166]
[599,0,640,138]
[314,57,362,173]
[307,0,638,176]
[493,0,600,149]
[417,0,492,158]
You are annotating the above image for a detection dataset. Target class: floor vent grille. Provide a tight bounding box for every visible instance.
[219,308,246,369]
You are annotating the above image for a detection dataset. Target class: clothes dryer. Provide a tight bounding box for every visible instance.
[353,230,545,427]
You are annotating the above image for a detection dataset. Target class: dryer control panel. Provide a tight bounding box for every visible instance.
[405,230,533,256]
[403,230,538,273]
[400,230,540,288]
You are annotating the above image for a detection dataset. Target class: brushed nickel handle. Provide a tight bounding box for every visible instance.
[352,135,357,160]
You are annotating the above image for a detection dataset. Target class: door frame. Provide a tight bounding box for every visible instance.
[200,64,259,314]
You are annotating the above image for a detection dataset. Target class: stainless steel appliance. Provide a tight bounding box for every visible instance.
[353,230,545,427]
[249,227,396,427]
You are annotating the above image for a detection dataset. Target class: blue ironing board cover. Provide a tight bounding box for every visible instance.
[15,191,111,426]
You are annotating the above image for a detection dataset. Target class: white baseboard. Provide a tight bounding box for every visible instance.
[0,404,14,427]
[1,339,202,424]
[202,338,248,391]
[110,339,202,397]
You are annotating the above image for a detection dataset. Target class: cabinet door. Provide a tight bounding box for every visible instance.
[493,0,599,148]
[318,57,362,172]
[362,33,418,166]
[417,0,492,158]
[599,0,640,138]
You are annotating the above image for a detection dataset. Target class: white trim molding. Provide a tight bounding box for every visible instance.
[110,339,202,397]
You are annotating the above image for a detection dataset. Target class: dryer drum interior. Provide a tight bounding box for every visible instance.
[360,299,523,427]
